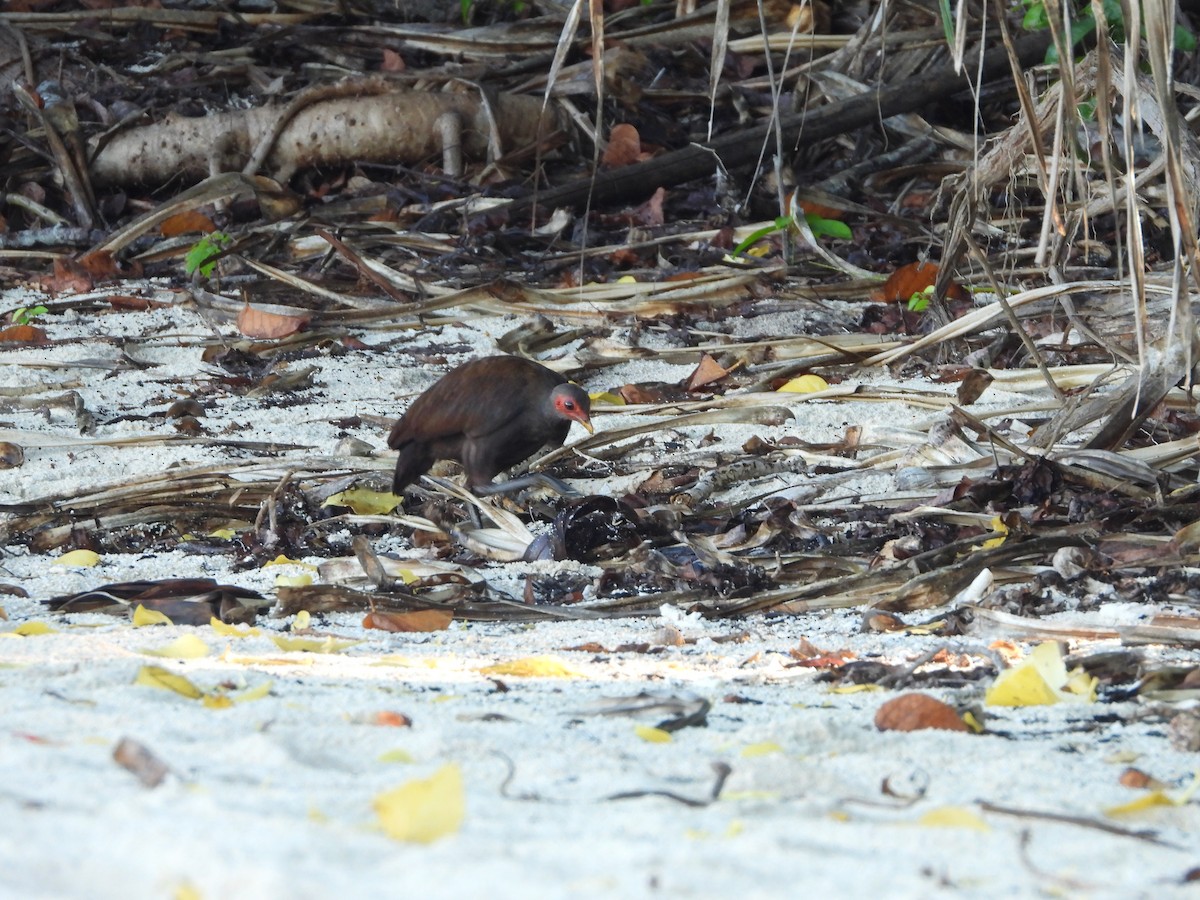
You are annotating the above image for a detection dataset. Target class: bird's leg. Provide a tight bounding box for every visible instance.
[472,473,582,499]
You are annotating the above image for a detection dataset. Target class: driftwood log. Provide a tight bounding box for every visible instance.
[90,88,566,187]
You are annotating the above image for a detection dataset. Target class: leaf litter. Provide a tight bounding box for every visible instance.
[1,1,1200,895]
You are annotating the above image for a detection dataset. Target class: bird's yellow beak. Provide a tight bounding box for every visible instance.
[579,418,594,434]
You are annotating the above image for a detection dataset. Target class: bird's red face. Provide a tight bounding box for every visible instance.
[554,390,594,433]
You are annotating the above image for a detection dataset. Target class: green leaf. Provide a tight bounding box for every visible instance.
[1022,1,1049,30]
[13,305,48,325]
[806,214,851,241]
[732,217,789,257]
[937,0,954,45]
[1176,25,1198,53]
[185,232,232,278]
[907,285,935,312]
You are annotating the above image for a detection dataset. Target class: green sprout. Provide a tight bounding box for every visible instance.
[907,285,936,313]
[731,202,851,259]
[185,232,233,279]
[12,305,48,325]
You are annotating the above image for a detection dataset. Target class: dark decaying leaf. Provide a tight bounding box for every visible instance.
[43,579,267,625]
[552,495,641,563]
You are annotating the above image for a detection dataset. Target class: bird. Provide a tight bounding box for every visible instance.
[387,355,593,495]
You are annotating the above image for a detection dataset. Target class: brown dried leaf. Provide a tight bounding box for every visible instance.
[871,261,968,302]
[1118,767,1171,790]
[236,301,309,339]
[874,693,968,733]
[363,609,454,633]
[113,737,170,788]
[0,325,47,344]
[957,369,995,405]
[77,250,131,279]
[686,353,730,391]
[38,257,96,294]
[159,210,216,237]
[629,186,666,227]
[381,48,407,73]
[371,710,413,727]
[602,122,643,168]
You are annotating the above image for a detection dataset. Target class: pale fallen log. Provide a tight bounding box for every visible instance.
[90,87,566,187]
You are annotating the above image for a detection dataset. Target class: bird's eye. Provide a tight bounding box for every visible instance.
[563,400,575,409]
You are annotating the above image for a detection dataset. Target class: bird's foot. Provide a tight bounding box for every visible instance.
[472,473,581,499]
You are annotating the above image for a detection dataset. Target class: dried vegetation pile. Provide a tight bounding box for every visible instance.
[2,0,1200,686]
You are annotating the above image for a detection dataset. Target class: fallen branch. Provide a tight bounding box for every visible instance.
[90,85,566,187]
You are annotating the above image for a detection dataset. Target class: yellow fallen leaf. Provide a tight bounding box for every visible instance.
[741,741,783,758]
[479,656,581,678]
[132,604,173,627]
[635,725,673,743]
[8,621,59,636]
[225,656,317,667]
[271,635,360,654]
[232,680,273,704]
[141,634,210,659]
[1104,791,1177,817]
[54,549,99,567]
[202,694,234,709]
[292,610,311,631]
[263,554,315,569]
[961,711,985,734]
[616,274,638,283]
[1105,772,1200,817]
[135,665,204,700]
[371,655,417,667]
[209,618,260,638]
[1105,750,1141,764]
[722,790,778,801]
[374,764,465,843]
[207,528,237,540]
[777,374,830,393]
[379,749,416,764]
[980,515,1008,549]
[917,806,990,831]
[274,574,313,588]
[322,488,402,515]
[828,684,882,694]
[589,391,626,406]
[985,641,1097,707]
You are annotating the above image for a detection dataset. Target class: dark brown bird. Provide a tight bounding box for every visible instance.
[387,355,593,494]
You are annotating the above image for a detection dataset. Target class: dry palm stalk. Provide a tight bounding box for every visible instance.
[970,607,1200,648]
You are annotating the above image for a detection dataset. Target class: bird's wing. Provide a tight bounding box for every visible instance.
[388,361,553,448]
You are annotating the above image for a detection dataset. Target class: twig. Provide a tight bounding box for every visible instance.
[978,801,1182,848]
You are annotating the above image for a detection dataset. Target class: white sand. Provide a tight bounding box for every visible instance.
[1,284,1197,898]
